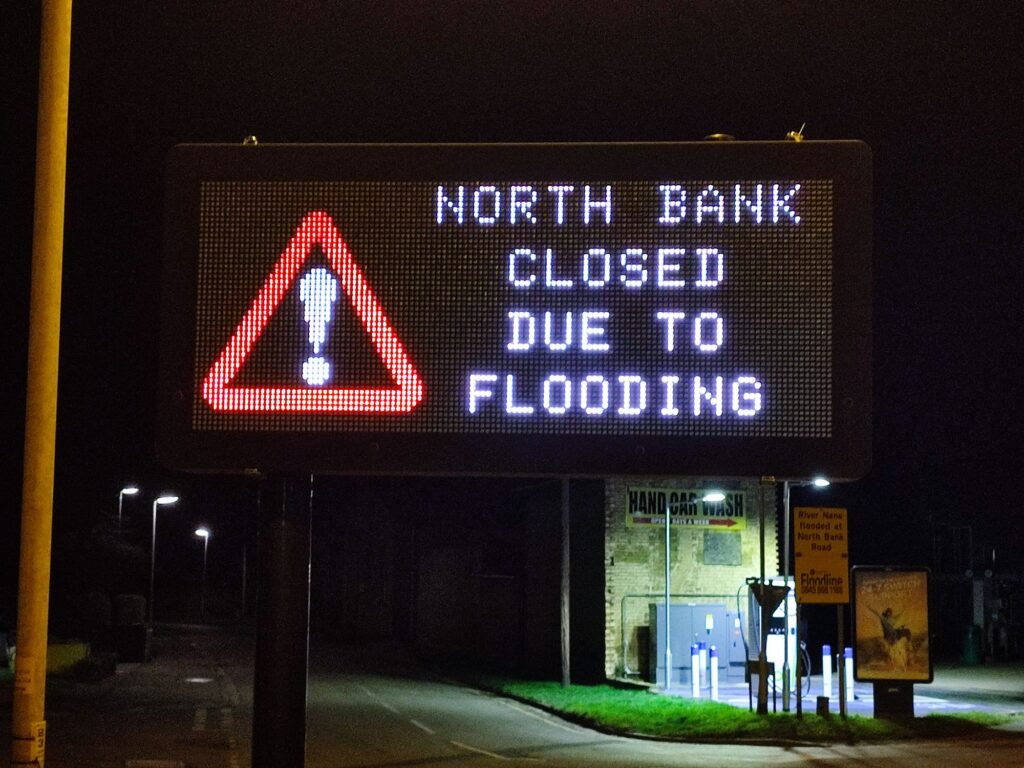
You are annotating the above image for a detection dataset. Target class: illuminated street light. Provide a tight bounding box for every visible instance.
[195,526,211,621]
[660,487,729,689]
[782,477,830,714]
[149,494,179,624]
[118,484,140,533]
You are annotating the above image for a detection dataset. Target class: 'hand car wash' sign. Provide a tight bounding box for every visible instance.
[626,487,747,530]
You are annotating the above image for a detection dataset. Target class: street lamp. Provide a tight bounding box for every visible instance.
[149,494,179,624]
[118,485,140,533]
[663,489,728,690]
[195,526,211,621]
[782,476,830,714]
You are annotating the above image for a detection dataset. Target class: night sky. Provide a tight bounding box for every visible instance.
[3,3,1023,618]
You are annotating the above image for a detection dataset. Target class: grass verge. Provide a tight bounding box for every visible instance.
[483,679,1021,743]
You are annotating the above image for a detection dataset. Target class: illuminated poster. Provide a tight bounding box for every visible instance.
[159,143,871,475]
[852,567,932,683]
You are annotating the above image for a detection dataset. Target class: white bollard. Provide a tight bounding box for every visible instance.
[844,647,854,702]
[698,641,708,689]
[690,644,701,698]
[822,644,832,700]
[710,645,719,700]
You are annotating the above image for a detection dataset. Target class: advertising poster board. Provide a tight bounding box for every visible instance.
[852,566,932,683]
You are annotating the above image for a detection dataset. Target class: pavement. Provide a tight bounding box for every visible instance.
[0,625,251,768]
[659,661,1024,717]
[1,627,1023,767]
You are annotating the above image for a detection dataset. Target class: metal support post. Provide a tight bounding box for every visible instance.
[560,478,571,688]
[756,481,769,714]
[837,605,847,719]
[12,1,72,764]
[252,476,313,767]
[782,481,791,711]
[200,533,209,620]
[664,499,672,689]
[241,544,248,618]
[795,604,803,717]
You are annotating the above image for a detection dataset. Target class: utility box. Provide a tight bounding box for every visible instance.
[648,603,743,685]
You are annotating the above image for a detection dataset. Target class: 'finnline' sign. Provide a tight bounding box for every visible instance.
[794,506,849,603]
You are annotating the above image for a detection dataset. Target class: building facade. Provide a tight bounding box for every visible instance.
[604,477,778,680]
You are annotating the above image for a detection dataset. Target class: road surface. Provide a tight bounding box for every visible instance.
[2,627,1022,767]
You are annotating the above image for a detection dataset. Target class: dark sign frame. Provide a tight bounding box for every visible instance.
[158,141,871,477]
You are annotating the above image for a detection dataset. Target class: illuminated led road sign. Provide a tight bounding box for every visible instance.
[158,142,871,477]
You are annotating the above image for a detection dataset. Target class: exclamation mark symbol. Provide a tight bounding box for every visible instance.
[300,268,339,386]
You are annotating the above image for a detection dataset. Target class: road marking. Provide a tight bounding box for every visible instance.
[357,683,401,714]
[192,707,207,732]
[499,700,588,735]
[409,718,436,735]
[450,740,511,761]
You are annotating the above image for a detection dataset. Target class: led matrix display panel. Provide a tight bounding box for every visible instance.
[159,142,871,476]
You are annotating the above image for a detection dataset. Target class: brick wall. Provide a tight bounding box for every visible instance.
[604,477,778,678]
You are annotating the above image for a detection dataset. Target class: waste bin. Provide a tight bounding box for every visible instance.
[962,624,982,665]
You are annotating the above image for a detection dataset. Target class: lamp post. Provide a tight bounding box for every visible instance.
[195,526,211,621]
[663,493,671,690]
[118,485,140,533]
[149,494,179,624]
[783,476,829,714]
[664,490,725,692]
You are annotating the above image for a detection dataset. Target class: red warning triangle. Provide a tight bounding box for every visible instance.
[202,211,424,413]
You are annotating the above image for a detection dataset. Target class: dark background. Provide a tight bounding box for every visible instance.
[2,3,1022,635]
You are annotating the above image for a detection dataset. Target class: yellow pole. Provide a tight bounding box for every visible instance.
[12,1,72,765]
